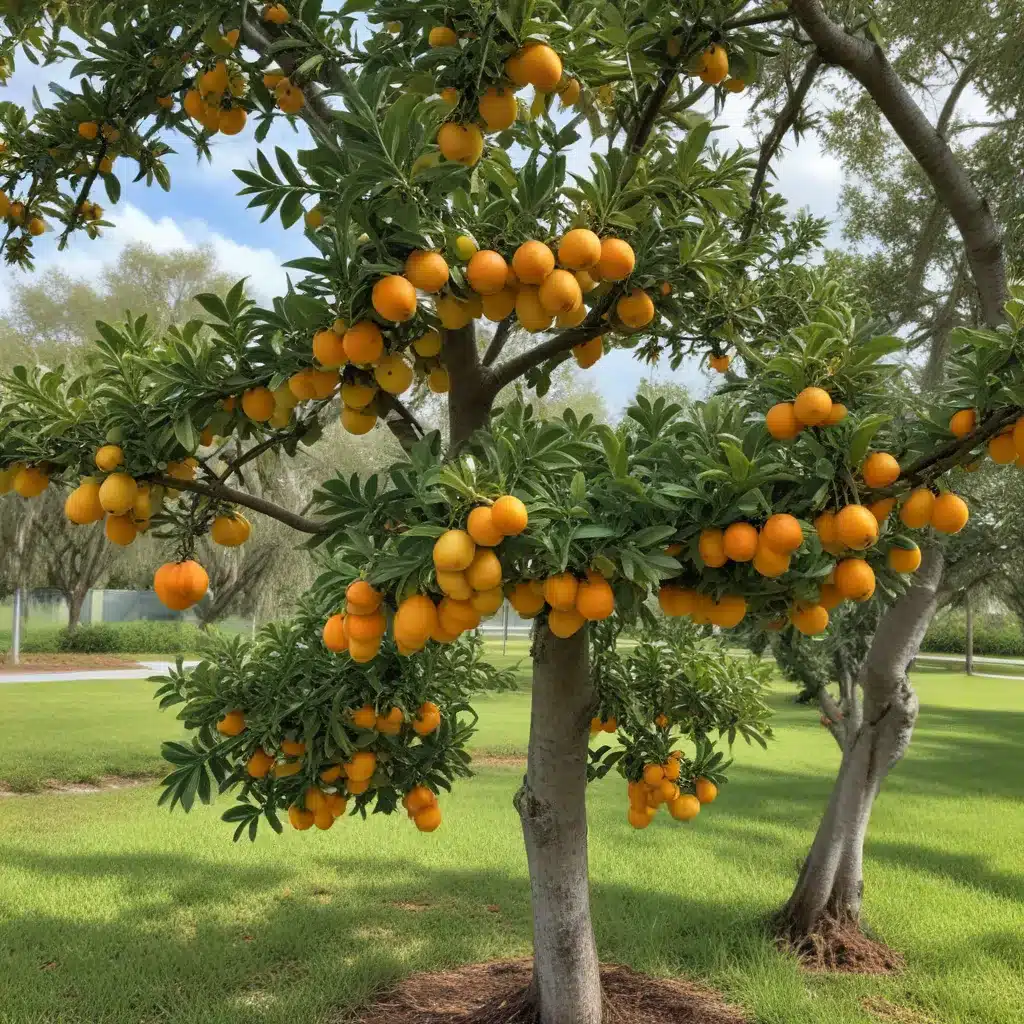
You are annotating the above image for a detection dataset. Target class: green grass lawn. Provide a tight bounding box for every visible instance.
[0,662,1021,1023]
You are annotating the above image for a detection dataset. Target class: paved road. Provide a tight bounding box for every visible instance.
[0,661,199,684]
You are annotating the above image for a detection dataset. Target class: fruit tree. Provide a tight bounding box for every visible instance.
[0,0,1018,1016]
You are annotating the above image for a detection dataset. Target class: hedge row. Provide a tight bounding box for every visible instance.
[0,621,205,655]
[922,616,1024,658]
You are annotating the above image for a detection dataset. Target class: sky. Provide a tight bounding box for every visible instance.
[1,38,850,415]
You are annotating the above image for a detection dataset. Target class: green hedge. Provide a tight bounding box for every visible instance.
[0,621,205,655]
[922,615,1024,658]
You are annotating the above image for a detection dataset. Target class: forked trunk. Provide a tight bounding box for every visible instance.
[781,547,944,940]
[514,624,603,1024]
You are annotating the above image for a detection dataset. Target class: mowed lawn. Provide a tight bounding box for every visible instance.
[0,658,1021,1024]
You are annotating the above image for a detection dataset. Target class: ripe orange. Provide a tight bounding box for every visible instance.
[722,522,758,562]
[11,466,49,498]
[548,607,585,637]
[698,528,727,568]
[575,269,598,293]
[575,572,614,620]
[435,295,474,330]
[346,610,386,641]
[752,540,790,578]
[241,386,275,421]
[670,794,701,821]
[791,602,829,635]
[281,739,306,757]
[349,704,376,730]
[264,4,290,25]
[658,585,695,617]
[372,275,418,322]
[512,240,556,284]
[761,513,803,554]
[216,710,246,736]
[275,79,305,114]
[869,497,896,523]
[65,480,104,524]
[643,764,665,786]
[931,492,968,533]
[573,336,603,369]
[709,353,731,373]
[428,25,457,47]
[616,288,655,328]
[698,43,728,85]
[219,106,247,135]
[724,78,745,94]
[210,513,251,546]
[105,514,137,546]
[413,701,442,735]
[825,402,848,425]
[557,228,601,270]
[465,506,503,546]
[343,321,384,365]
[341,406,377,435]
[709,594,746,629]
[346,778,371,794]
[289,805,314,830]
[888,544,921,573]
[466,250,508,295]
[437,122,484,166]
[348,636,382,663]
[595,238,635,281]
[833,558,875,601]
[543,572,579,611]
[436,570,471,601]
[98,472,138,515]
[405,785,437,815]
[415,804,443,832]
[949,408,976,437]
[519,43,562,91]
[481,288,517,322]
[412,330,442,357]
[323,614,349,652]
[539,269,582,315]
[834,504,878,550]
[376,707,404,736]
[988,432,1016,464]
[428,366,451,394]
[556,301,587,328]
[818,583,843,610]
[478,86,518,131]
[346,751,377,782]
[514,286,553,332]
[374,354,413,395]
[793,386,832,426]
[247,749,275,778]
[403,250,449,292]
[95,444,124,472]
[694,778,718,804]
[814,511,837,548]
[490,495,528,535]
[765,402,801,440]
[346,580,381,616]
[154,560,208,611]
[508,582,545,617]
[438,597,481,635]
[862,452,901,489]
[465,548,502,591]
[471,587,504,616]
[433,529,476,571]
[899,488,936,528]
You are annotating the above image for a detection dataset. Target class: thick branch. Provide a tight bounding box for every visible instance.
[742,52,822,240]
[482,318,513,367]
[722,9,794,31]
[789,0,1007,328]
[151,474,327,535]
[936,57,979,137]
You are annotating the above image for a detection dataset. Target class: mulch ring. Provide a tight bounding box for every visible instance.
[779,920,905,975]
[348,958,749,1024]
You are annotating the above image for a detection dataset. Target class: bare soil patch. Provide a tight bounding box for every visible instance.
[0,775,154,796]
[470,755,526,768]
[347,958,748,1024]
[0,653,144,674]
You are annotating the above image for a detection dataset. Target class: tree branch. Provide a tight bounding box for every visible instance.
[378,392,425,452]
[789,0,1007,328]
[742,52,822,241]
[482,318,513,367]
[900,200,948,322]
[151,474,328,535]
[217,408,327,484]
[722,9,794,31]
[936,56,980,138]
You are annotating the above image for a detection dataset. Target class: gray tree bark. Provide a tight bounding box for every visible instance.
[514,624,603,1024]
[781,548,944,937]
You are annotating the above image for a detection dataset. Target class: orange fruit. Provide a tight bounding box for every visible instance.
[556,301,587,328]
[346,610,386,641]
[105,514,137,546]
[275,80,305,114]
[548,607,585,638]
[818,583,843,610]
[98,472,138,515]
[478,86,518,131]
[428,25,457,47]
[988,432,1016,464]
[709,354,731,373]
[347,636,382,663]
[698,528,727,568]
[351,705,377,729]
[433,529,476,571]
[538,269,583,315]
[95,444,124,472]
[323,614,349,652]
[281,739,306,757]
[558,228,602,270]
[709,594,746,629]
[211,513,251,546]
[247,749,275,778]
[412,330,442,357]
[264,4,290,25]
[825,402,848,425]
[376,707,404,736]
[341,406,376,435]
[481,288,517,322]
[346,751,377,782]
[471,587,504,616]
[694,778,718,804]
[374,354,413,395]
[752,540,790,578]
[888,544,921,573]
[465,549,502,591]
[595,238,635,281]
[405,785,437,814]
[466,505,504,546]
[833,558,875,601]
[543,572,579,610]
[834,505,878,550]
[658,585,695,617]
[508,582,546,617]
[438,597,481,635]
[216,710,245,736]
[670,794,701,821]
[616,288,655,328]
[724,78,745,93]
[869,497,896,523]
[437,122,484,165]
[346,580,382,616]
[466,250,509,294]
[154,560,208,611]
[11,466,48,498]
[64,480,104,524]
[698,43,728,85]
[722,522,758,562]
[415,804,443,832]
[575,269,598,293]
[793,386,833,426]
[931,492,968,534]
[575,572,614,620]
[515,286,554,331]
[643,764,665,786]
[628,806,653,829]
[573,336,603,369]
[403,250,450,293]
[413,702,442,735]
[861,452,901,489]
[761,513,803,554]
[346,778,371,794]
[436,569,472,600]
[219,106,247,135]
[791,603,829,635]
[814,511,837,548]
[899,488,936,528]
[512,240,556,285]
[372,275,418,322]
[765,402,801,440]
[490,495,528,535]
[949,408,976,437]
[435,294,474,329]
[519,43,562,91]
[289,805,314,830]
[242,386,275,421]
[428,367,450,394]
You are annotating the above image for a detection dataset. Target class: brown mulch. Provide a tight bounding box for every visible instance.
[469,756,527,768]
[0,775,154,796]
[778,920,905,975]
[0,653,143,673]
[348,959,748,1024]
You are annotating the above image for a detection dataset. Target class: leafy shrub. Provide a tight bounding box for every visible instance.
[56,621,206,654]
[922,614,1024,657]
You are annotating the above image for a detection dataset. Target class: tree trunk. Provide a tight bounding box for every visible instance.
[514,624,603,1024]
[965,591,974,676]
[66,589,86,631]
[780,547,944,939]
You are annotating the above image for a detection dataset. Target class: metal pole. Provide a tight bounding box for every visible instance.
[12,587,23,666]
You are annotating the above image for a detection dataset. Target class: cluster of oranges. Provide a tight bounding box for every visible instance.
[766,386,847,440]
[432,38,579,168]
[181,52,249,136]
[321,497,530,660]
[506,570,616,638]
[626,757,717,829]
[216,705,443,832]
[974,408,1024,469]
[0,190,45,237]
[75,120,120,174]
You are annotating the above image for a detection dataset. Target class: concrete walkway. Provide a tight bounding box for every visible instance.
[0,661,199,684]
